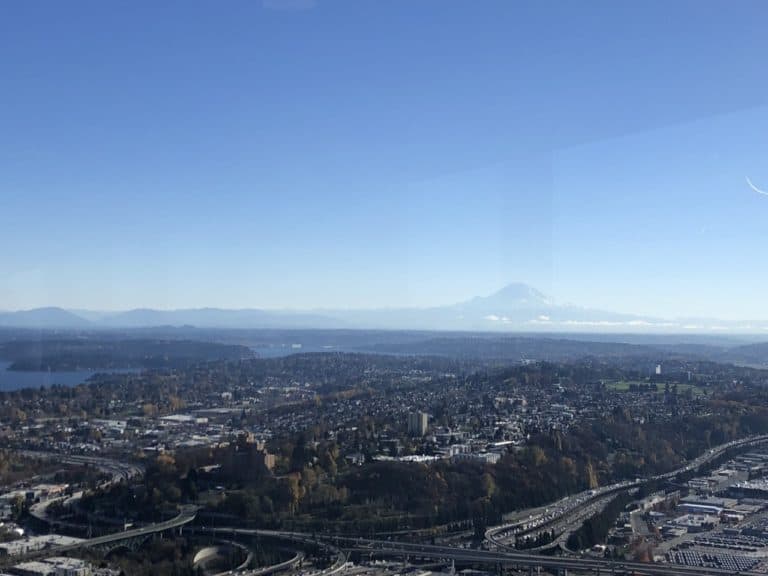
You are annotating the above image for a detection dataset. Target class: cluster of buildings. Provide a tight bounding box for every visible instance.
[0,535,83,558]
[0,354,730,481]
[0,483,102,576]
[608,448,768,571]
[0,556,116,576]
[0,485,68,523]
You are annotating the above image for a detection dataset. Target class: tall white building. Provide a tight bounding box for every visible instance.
[408,411,428,436]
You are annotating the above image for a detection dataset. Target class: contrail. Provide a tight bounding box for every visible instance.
[746,176,768,196]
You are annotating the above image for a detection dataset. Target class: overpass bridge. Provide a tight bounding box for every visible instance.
[0,505,198,567]
[190,527,348,576]
[11,435,768,575]
[179,528,766,576]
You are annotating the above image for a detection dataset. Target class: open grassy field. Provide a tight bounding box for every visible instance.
[605,381,706,396]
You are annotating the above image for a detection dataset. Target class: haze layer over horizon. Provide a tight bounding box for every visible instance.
[2,1,768,320]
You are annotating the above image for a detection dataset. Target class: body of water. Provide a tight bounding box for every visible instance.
[0,361,137,392]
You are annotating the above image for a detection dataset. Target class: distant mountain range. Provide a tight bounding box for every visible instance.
[1,283,766,334]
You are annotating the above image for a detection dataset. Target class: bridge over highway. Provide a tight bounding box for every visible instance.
[0,505,198,567]
[190,527,348,576]
[10,435,768,575]
[174,527,766,576]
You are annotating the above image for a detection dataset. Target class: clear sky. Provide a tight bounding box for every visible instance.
[1,1,767,319]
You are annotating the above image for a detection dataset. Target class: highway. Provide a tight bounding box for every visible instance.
[485,433,768,553]
[192,527,348,576]
[10,435,768,575]
[330,535,767,576]
[18,450,144,485]
[74,504,197,547]
[0,505,199,568]
[24,451,144,530]
[184,528,767,576]
[239,551,305,576]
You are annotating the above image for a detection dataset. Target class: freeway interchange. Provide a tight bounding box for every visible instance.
[485,433,768,555]
[25,451,144,530]
[16,433,768,575]
[192,527,763,576]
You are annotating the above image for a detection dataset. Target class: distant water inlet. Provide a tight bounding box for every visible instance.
[0,361,138,391]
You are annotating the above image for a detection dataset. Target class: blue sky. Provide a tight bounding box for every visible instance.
[1,1,767,318]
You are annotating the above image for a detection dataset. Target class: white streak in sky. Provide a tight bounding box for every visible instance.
[746,176,768,196]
